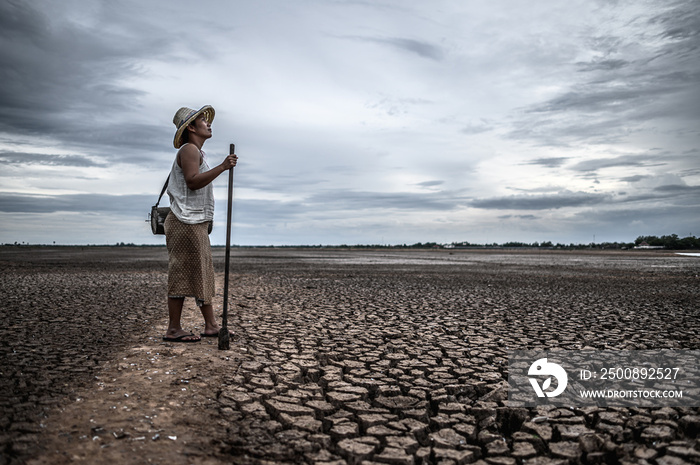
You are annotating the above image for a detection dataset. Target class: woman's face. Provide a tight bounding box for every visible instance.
[190,114,212,139]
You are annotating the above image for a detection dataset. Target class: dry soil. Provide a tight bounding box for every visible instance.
[1,246,699,465]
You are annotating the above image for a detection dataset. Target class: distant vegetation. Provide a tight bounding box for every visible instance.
[3,234,698,249]
[374,234,698,250]
[225,234,697,250]
[632,234,700,250]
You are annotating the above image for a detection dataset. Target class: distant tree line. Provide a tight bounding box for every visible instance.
[4,234,698,249]
[332,236,698,249]
[444,240,636,249]
[445,235,698,250]
[634,234,700,250]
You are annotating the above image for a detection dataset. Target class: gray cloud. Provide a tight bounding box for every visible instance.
[620,175,649,183]
[366,95,434,117]
[225,198,311,225]
[576,58,629,73]
[509,0,700,147]
[652,0,700,43]
[379,37,444,61]
[0,1,175,155]
[654,184,697,193]
[416,180,444,188]
[0,151,104,167]
[478,180,697,214]
[571,154,666,172]
[461,121,492,135]
[506,186,569,194]
[571,203,700,236]
[0,187,470,223]
[649,185,700,207]
[471,191,610,210]
[0,192,151,214]
[523,157,569,168]
[498,214,538,220]
[305,188,468,212]
[339,35,444,60]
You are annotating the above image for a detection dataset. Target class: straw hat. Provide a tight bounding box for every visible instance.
[172,105,215,148]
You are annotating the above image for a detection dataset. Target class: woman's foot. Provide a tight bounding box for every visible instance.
[163,330,201,343]
[200,328,235,337]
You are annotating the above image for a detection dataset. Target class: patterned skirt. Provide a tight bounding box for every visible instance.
[164,213,215,307]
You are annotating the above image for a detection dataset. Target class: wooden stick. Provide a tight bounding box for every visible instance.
[218,143,235,350]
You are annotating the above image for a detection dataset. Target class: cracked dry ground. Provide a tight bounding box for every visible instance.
[2,248,700,465]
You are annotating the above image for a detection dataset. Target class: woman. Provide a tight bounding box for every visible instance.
[163,105,237,342]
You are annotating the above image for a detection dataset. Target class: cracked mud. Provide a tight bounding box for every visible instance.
[1,247,699,465]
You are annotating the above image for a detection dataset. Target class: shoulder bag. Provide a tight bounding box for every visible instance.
[149,176,213,235]
[150,177,170,235]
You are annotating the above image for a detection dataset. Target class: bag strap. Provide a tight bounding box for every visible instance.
[155,177,169,207]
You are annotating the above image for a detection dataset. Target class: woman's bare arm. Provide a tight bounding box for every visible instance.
[178,144,237,190]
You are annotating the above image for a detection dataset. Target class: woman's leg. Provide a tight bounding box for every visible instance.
[199,303,219,335]
[199,304,234,336]
[165,297,200,341]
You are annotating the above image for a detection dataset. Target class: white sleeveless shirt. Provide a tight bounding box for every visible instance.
[167,144,215,224]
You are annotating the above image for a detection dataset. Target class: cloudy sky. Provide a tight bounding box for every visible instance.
[1,0,698,246]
